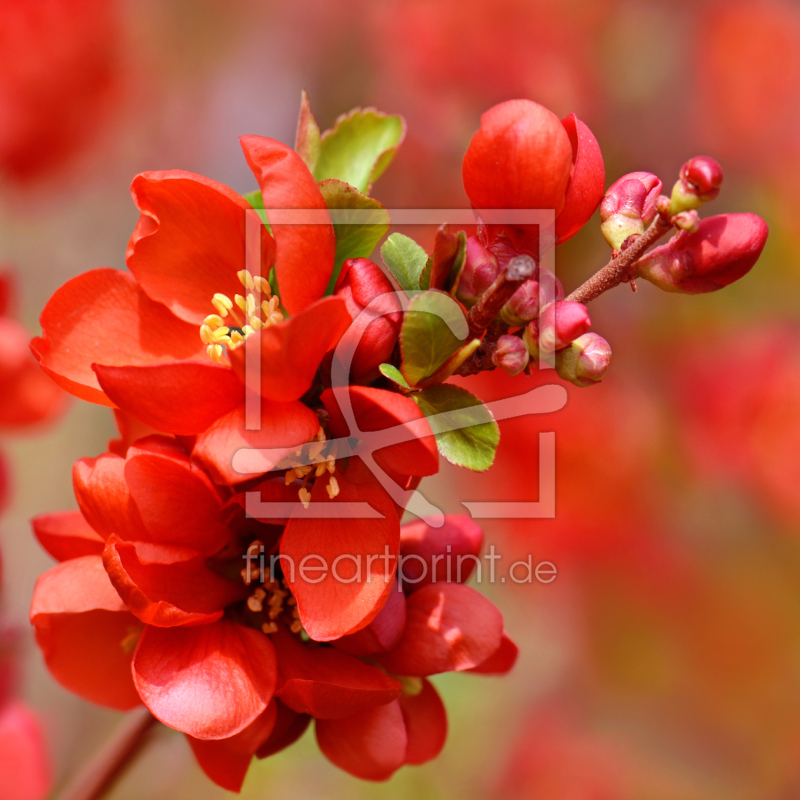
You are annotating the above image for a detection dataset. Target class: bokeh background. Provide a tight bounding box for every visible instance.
[2,0,800,797]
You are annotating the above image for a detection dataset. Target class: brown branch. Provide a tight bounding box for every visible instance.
[55,708,157,800]
[466,254,536,339]
[566,214,674,305]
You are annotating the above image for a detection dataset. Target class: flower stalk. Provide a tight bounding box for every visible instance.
[55,708,156,800]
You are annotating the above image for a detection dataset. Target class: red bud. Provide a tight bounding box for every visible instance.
[635,213,768,294]
[492,334,530,376]
[455,236,500,307]
[670,156,724,214]
[600,172,662,249]
[555,332,612,387]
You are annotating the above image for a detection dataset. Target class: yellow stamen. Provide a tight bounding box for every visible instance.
[242,324,255,336]
[298,487,311,509]
[237,269,255,290]
[246,293,257,317]
[204,314,225,328]
[250,317,264,330]
[262,621,278,634]
[212,293,233,317]
[290,620,303,634]
[326,476,340,500]
[230,330,245,346]
[254,275,271,296]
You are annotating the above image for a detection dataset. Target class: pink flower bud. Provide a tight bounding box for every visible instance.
[455,236,500,306]
[492,334,530,375]
[635,212,768,294]
[599,172,662,249]
[535,301,592,351]
[334,258,402,378]
[500,279,540,326]
[555,332,612,387]
[669,156,724,214]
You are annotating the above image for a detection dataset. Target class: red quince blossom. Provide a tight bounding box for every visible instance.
[30,136,381,486]
[462,99,605,256]
[30,451,513,790]
[0,0,121,182]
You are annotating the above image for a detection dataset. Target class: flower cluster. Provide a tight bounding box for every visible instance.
[27,92,768,792]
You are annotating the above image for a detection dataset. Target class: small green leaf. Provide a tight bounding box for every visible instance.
[319,179,391,293]
[314,109,406,194]
[295,90,321,173]
[381,233,429,294]
[413,384,499,471]
[400,290,468,386]
[379,363,410,388]
[242,190,271,231]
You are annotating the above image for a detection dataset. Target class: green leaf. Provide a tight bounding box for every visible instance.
[400,290,468,386]
[381,233,429,294]
[242,190,271,231]
[413,384,499,471]
[314,109,406,194]
[319,179,391,293]
[379,363,410,388]
[295,90,321,173]
[416,338,481,388]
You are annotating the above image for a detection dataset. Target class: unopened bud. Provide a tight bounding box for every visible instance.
[555,332,612,386]
[500,279,540,326]
[673,210,700,232]
[600,172,662,249]
[534,301,592,352]
[635,212,768,294]
[669,156,724,215]
[492,334,530,375]
[455,236,500,307]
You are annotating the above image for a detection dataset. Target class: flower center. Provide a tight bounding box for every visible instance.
[240,540,304,636]
[199,269,284,363]
[283,426,340,508]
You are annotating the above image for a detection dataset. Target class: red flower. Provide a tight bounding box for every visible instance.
[0,0,121,182]
[31,462,513,790]
[462,99,605,255]
[31,136,357,485]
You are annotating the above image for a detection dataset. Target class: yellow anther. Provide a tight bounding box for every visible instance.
[326,476,340,500]
[326,454,336,474]
[212,293,233,317]
[250,317,264,330]
[235,294,247,312]
[284,470,296,486]
[254,275,272,296]
[262,621,278,634]
[247,595,264,613]
[208,344,225,363]
[240,568,252,586]
[316,427,327,442]
[200,325,213,345]
[290,620,303,634]
[204,314,225,328]
[242,324,255,336]
[298,487,311,509]
[315,463,327,478]
[230,330,245,346]
[209,327,231,344]
[237,269,255,290]
[246,293,257,317]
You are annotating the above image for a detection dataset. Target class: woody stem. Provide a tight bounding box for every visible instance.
[54,708,157,800]
[565,213,674,304]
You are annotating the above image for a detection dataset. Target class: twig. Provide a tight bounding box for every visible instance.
[54,708,157,800]
[466,255,536,339]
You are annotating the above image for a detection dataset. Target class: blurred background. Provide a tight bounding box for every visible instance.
[2,0,800,797]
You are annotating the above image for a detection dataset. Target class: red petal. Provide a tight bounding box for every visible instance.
[0,702,52,800]
[333,580,406,657]
[229,297,351,403]
[378,583,503,676]
[556,114,606,244]
[127,171,275,325]
[132,620,277,739]
[103,537,244,627]
[73,452,148,542]
[398,515,483,592]
[31,268,205,406]
[322,386,439,477]
[316,700,407,781]
[108,410,160,457]
[30,556,142,710]
[468,631,519,675]
[123,448,230,553]
[186,704,277,792]
[240,136,334,314]
[272,625,400,719]
[281,460,400,641]
[0,345,65,429]
[32,510,104,561]
[399,679,447,765]
[94,361,243,436]
[256,699,311,759]
[192,398,319,486]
